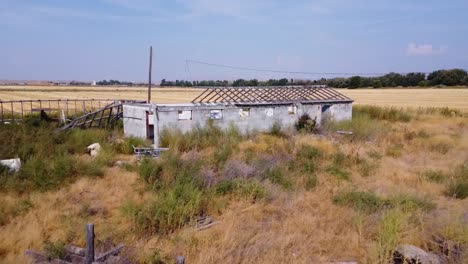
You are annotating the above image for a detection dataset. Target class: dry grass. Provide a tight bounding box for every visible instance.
[1,107,468,263]
[1,86,468,110]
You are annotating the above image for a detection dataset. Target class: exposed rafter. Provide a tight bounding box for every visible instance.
[191,86,353,105]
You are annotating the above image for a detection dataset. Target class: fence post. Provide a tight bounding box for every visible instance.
[85,223,95,264]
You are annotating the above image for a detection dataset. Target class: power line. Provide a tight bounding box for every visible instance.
[186,60,432,77]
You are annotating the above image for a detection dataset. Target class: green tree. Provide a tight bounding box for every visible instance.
[349,76,362,88]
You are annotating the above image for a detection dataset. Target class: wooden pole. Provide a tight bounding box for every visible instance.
[148,46,153,103]
[85,223,95,264]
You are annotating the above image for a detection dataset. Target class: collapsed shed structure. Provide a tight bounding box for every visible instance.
[123,85,353,145]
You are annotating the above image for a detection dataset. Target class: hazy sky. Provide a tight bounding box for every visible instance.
[1,0,468,82]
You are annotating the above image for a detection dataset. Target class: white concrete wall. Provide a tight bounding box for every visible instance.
[123,104,151,138]
[123,102,352,141]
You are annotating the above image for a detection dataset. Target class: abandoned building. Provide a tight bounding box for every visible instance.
[122,86,353,145]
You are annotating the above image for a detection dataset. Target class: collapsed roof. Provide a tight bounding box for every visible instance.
[191,86,353,105]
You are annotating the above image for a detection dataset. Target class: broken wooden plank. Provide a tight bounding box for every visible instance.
[94,244,124,262]
[24,249,48,262]
[196,221,220,231]
[50,258,72,264]
[336,130,353,135]
[65,245,85,256]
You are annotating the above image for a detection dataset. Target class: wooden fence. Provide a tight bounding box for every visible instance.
[0,99,137,123]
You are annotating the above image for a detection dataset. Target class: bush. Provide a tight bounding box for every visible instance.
[305,175,318,190]
[334,191,435,213]
[446,181,468,199]
[445,163,468,199]
[268,122,287,138]
[66,129,109,154]
[114,137,148,154]
[43,240,66,260]
[387,194,435,212]
[214,179,266,201]
[327,166,351,181]
[423,170,446,183]
[296,145,322,160]
[138,158,163,187]
[265,167,292,189]
[295,114,317,132]
[160,121,242,152]
[134,182,203,234]
[333,191,385,213]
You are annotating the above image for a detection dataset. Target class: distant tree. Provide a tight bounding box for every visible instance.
[349,76,362,88]
[278,78,289,86]
[371,79,382,88]
[405,73,426,87]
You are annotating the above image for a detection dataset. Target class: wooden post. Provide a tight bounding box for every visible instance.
[176,256,185,264]
[85,223,95,264]
[148,46,153,103]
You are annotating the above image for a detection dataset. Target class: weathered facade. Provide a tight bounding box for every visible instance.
[122,86,353,145]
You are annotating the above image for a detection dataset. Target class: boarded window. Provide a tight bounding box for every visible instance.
[178,110,192,120]
[288,106,297,115]
[209,110,223,120]
[239,108,250,118]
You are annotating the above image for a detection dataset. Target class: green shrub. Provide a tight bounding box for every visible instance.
[387,194,435,212]
[114,137,148,154]
[333,191,384,213]
[76,160,104,177]
[43,240,66,260]
[265,167,292,189]
[326,166,351,181]
[296,145,322,160]
[445,163,468,199]
[423,170,446,183]
[305,175,318,190]
[66,129,109,154]
[215,179,266,201]
[139,158,163,186]
[52,154,76,182]
[160,121,242,152]
[446,181,468,199]
[295,114,317,132]
[268,122,287,138]
[145,250,170,264]
[373,209,408,264]
[134,182,203,234]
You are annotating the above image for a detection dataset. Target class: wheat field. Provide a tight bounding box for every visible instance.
[1,86,467,110]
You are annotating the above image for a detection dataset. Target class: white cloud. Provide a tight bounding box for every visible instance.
[406,43,444,56]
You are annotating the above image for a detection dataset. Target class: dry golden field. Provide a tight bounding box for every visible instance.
[1,86,467,110]
[1,107,467,263]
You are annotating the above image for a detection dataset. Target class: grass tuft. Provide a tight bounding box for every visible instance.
[333,191,384,213]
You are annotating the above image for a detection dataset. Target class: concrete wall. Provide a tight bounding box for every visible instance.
[123,104,152,138]
[123,102,352,141]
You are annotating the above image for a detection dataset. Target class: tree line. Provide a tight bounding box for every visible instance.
[160,69,468,88]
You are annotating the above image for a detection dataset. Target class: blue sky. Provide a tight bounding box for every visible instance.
[1,0,468,82]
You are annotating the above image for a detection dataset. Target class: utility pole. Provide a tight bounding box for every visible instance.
[148,46,153,103]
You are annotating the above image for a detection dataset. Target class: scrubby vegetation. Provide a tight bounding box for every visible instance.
[0,105,467,263]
